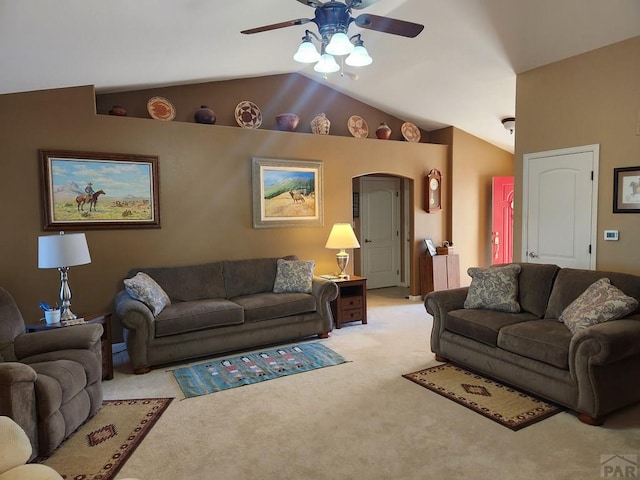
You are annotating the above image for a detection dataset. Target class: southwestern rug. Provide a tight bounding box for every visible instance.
[403,363,563,431]
[172,342,349,398]
[36,398,173,480]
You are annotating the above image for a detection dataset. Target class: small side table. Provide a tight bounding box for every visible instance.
[26,312,113,380]
[330,275,367,329]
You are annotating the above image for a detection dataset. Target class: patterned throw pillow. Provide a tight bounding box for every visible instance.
[273,259,315,294]
[124,272,171,316]
[464,264,522,313]
[559,278,638,335]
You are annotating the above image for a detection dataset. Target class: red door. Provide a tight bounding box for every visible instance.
[492,176,514,265]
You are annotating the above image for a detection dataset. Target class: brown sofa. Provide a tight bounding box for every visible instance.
[114,256,338,374]
[425,263,640,425]
[0,288,103,458]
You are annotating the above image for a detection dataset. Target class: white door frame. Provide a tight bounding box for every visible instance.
[522,144,599,269]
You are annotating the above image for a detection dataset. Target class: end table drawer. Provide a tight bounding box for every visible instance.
[342,308,363,322]
[343,297,363,309]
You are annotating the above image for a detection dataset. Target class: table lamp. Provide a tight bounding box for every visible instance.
[38,231,91,321]
[325,223,361,278]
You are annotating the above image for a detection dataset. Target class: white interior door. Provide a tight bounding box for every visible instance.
[361,177,401,288]
[522,145,599,269]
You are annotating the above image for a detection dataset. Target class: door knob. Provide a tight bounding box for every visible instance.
[364,239,372,243]
[528,252,538,258]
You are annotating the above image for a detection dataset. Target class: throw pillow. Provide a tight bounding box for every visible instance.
[464,264,522,313]
[559,277,639,335]
[273,259,315,294]
[124,272,171,316]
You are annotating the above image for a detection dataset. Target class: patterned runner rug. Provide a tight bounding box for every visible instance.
[172,342,349,398]
[403,363,562,430]
[36,398,172,479]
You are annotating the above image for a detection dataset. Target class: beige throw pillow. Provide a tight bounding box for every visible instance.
[559,277,638,335]
[124,272,171,316]
[273,259,315,294]
[464,264,522,313]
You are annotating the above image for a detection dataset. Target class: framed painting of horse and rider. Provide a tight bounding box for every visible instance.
[39,150,160,230]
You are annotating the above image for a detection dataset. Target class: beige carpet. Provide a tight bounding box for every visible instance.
[37,398,172,479]
[403,363,562,430]
[104,287,640,480]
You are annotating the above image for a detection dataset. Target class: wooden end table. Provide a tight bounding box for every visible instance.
[330,275,367,329]
[25,312,113,380]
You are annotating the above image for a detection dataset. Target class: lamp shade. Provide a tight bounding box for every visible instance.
[325,223,361,249]
[293,40,321,63]
[314,53,340,73]
[326,32,354,56]
[346,44,373,67]
[38,232,91,268]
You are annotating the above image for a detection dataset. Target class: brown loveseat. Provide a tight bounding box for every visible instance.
[425,263,640,425]
[114,256,338,374]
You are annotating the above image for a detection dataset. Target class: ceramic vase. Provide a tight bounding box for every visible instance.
[194,105,216,125]
[108,105,127,116]
[275,113,300,132]
[310,113,331,135]
[376,123,392,140]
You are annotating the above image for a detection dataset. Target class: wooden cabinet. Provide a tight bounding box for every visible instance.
[330,276,367,329]
[420,254,460,296]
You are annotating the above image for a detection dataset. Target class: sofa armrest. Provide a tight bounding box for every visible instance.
[311,277,339,332]
[114,290,156,371]
[570,316,640,368]
[0,362,38,453]
[424,287,469,354]
[14,324,103,360]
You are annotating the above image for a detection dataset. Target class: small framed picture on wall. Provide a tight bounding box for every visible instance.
[613,166,640,213]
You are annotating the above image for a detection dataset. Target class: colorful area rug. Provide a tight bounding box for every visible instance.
[403,363,562,431]
[36,398,172,479]
[172,342,349,398]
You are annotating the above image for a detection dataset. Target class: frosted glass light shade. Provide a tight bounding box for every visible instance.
[314,53,340,73]
[326,32,354,56]
[38,232,91,268]
[294,41,321,63]
[346,45,373,67]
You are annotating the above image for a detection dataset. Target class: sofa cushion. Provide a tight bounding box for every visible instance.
[444,309,538,346]
[124,272,171,316]
[273,259,315,294]
[559,278,639,335]
[464,264,522,313]
[30,360,88,416]
[498,320,572,369]
[154,299,244,337]
[231,292,316,323]
[132,262,226,302]
[516,263,560,318]
[545,268,640,319]
[224,257,296,299]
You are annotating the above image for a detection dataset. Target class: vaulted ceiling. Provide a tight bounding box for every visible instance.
[1,0,639,152]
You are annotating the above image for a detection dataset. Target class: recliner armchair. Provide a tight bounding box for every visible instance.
[0,287,103,458]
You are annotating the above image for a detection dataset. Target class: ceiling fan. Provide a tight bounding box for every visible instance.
[241,0,424,74]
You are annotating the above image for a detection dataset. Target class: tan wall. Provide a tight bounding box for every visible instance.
[514,35,640,273]
[431,127,514,285]
[0,82,446,340]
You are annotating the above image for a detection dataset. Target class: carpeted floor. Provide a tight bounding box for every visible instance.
[403,363,562,430]
[36,398,172,480]
[104,287,640,480]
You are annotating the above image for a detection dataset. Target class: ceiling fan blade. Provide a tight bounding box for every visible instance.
[346,0,381,10]
[296,0,325,7]
[354,13,424,38]
[241,18,312,35]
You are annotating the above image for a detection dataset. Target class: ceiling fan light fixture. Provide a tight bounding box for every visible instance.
[325,32,354,56]
[345,44,372,67]
[314,53,340,73]
[294,39,321,63]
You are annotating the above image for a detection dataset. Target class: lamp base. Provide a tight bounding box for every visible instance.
[336,250,349,278]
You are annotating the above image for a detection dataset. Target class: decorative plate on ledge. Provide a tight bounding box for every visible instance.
[147,96,176,121]
[348,115,369,138]
[401,122,421,142]
[235,101,262,129]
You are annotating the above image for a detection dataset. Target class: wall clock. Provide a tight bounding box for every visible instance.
[425,168,442,213]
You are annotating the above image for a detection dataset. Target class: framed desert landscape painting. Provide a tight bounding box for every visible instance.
[40,150,160,230]
[252,157,323,228]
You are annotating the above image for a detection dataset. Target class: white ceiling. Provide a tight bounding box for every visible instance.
[1,0,639,152]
